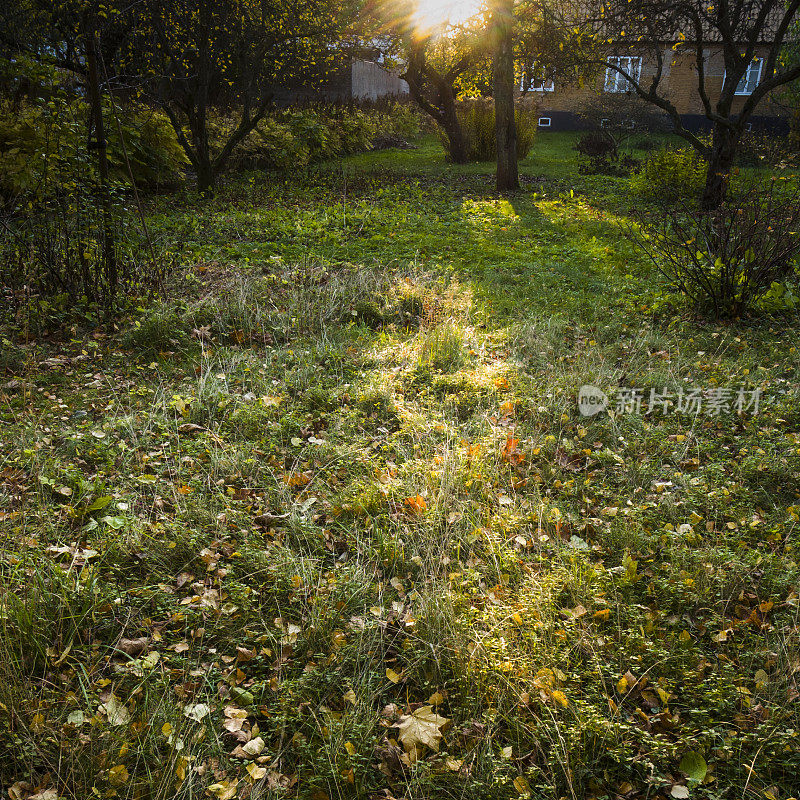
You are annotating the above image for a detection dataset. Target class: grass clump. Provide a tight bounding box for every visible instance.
[418,322,465,372]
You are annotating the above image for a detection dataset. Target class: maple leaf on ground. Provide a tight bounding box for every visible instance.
[501,436,524,466]
[395,705,449,760]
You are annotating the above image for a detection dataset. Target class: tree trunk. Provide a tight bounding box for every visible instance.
[85,23,117,303]
[195,158,215,195]
[700,125,739,211]
[492,0,518,191]
[441,91,468,164]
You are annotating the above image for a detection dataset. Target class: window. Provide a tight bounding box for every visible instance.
[604,56,642,93]
[520,65,554,92]
[538,117,552,127]
[732,58,763,95]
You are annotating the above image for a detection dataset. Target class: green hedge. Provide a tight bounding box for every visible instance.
[629,146,708,204]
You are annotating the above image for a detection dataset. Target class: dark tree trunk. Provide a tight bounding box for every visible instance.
[440,90,469,164]
[700,125,740,211]
[195,157,215,195]
[84,23,117,302]
[492,0,518,191]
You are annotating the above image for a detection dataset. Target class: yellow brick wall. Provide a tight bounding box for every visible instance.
[524,47,786,121]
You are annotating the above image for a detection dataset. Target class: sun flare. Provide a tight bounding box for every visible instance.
[412,0,485,31]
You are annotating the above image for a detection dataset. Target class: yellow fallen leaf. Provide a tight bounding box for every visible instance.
[386,668,403,684]
[551,690,569,708]
[396,705,449,755]
[513,775,531,795]
[108,764,129,786]
[207,780,238,800]
[246,763,267,780]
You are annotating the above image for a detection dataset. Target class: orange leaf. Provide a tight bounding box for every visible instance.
[404,495,427,515]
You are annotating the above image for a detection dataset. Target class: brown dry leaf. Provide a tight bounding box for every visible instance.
[116,636,149,656]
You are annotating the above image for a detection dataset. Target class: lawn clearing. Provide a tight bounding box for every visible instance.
[2,133,799,800]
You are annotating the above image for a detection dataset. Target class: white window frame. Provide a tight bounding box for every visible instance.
[520,65,554,92]
[725,57,763,96]
[538,117,552,127]
[604,56,642,93]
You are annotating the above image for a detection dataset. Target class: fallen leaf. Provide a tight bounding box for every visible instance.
[242,736,265,756]
[395,705,449,755]
[184,703,211,722]
[679,751,707,783]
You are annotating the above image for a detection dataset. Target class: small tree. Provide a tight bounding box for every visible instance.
[360,0,489,163]
[120,0,344,193]
[402,35,476,163]
[577,91,670,151]
[568,0,800,209]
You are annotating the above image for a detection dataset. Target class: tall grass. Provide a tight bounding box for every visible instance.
[442,99,538,162]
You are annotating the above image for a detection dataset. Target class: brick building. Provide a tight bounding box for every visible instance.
[521,47,790,132]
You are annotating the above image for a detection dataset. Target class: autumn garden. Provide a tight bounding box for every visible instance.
[2,1,800,800]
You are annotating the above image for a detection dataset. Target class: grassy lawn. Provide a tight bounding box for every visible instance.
[2,132,799,800]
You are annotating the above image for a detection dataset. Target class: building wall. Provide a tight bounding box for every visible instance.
[350,61,409,101]
[527,47,789,132]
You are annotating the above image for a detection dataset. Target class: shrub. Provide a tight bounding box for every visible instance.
[631,179,800,317]
[575,131,620,174]
[0,96,187,205]
[447,99,537,162]
[630,146,708,203]
[107,104,190,188]
[735,129,796,168]
[214,102,423,174]
[577,94,669,150]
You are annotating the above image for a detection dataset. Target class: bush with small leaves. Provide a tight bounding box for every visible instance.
[630,146,708,204]
[631,179,800,317]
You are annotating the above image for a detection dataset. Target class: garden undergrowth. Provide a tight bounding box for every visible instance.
[1,135,799,800]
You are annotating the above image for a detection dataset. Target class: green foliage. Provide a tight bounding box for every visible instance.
[106,104,189,188]
[447,100,537,162]
[0,94,187,205]
[630,146,708,203]
[216,103,422,173]
[121,307,192,357]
